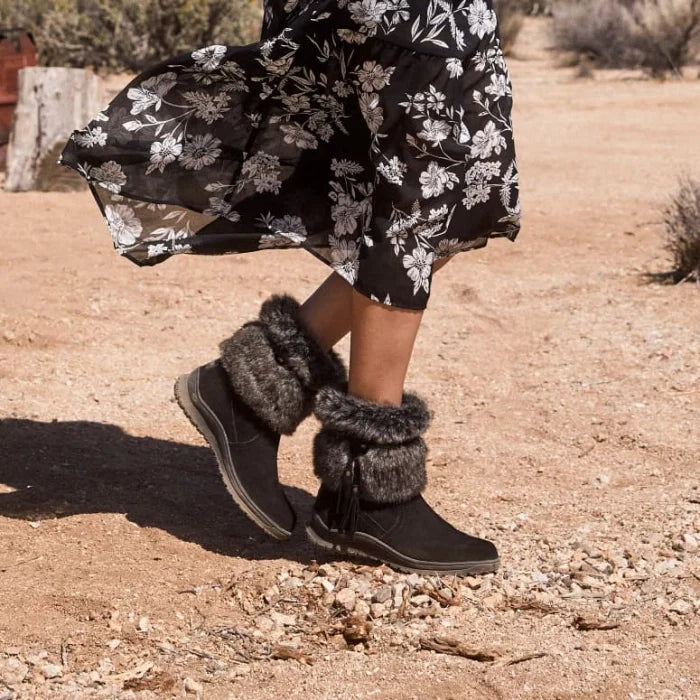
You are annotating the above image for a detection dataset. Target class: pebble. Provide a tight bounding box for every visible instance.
[282,577,303,590]
[405,574,425,587]
[464,576,482,590]
[370,603,386,618]
[184,677,203,694]
[669,599,693,616]
[335,588,356,612]
[315,577,335,593]
[138,616,150,632]
[39,663,62,679]
[410,594,431,606]
[0,658,29,685]
[682,533,698,552]
[354,600,371,618]
[372,586,392,604]
[270,611,296,627]
[263,586,279,604]
[228,664,251,679]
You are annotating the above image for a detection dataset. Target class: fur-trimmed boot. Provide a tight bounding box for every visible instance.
[306,388,500,574]
[175,295,346,540]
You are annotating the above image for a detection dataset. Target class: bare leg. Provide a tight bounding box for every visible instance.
[348,290,422,406]
[297,272,353,351]
[299,256,451,352]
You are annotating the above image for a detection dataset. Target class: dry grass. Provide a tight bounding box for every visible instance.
[0,0,263,72]
[553,0,700,75]
[495,0,527,54]
[657,176,700,283]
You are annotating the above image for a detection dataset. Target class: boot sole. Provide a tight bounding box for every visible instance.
[306,515,500,576]
[174,371,292,541]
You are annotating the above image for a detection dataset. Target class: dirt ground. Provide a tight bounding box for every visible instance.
[1,18,699,700]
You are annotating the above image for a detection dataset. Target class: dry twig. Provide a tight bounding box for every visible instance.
[270,645,314,665]
[573,614,621,631]
[420,636,501,662]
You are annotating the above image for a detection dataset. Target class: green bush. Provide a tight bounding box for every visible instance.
[553,0,700,74]
[0,0,263,73]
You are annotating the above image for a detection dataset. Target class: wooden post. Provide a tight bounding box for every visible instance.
[4,67,103,192]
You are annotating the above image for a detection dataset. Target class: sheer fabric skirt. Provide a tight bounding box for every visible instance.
[60,0,521,309]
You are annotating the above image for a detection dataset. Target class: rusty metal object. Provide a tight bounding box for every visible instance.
[0,29,37,168]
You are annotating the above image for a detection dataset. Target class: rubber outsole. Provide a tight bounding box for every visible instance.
[174,372,292,541]
[306,518,500,576]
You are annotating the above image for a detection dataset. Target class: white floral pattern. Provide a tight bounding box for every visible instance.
[61,0,521,310]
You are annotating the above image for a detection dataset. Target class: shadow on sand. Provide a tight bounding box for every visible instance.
[0,418,318,564]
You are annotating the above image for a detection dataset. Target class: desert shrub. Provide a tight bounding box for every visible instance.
[654,176,700,283]
[495,0,527,54]
[0,0,263,72]
[553,0,700,73]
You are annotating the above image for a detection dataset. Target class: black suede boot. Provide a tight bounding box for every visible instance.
[175,295,346,540]
[306,388,500,574]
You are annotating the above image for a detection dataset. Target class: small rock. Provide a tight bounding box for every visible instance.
[318,564,337,578]
[108,611,121,633]
[336,588,356,612]
[354,600,371,618]
[682,533,698,552]
[392,582,407,598]
[370,603,386,618]
[39,663,62,679]
[405,573,425,587]
[410,594,431,606]
[464,576,481,590]
[372,586,392,604]
[669,599,692,616]
[3,648,21,656]
[107,639,120,651]
[0,658,29,685]
[531,571,548,585]
[270,611,296,627]
[228,664,251,679]
[263,586,279,604]
[138,616,150,632]
[654,559,682,576]
[282,577,303,590]
[255,616,275,632]
[595,473,611,486]
[315,577,335,593]
[184,677,203,694]
[25,652,48,666]
[482,593,503,609]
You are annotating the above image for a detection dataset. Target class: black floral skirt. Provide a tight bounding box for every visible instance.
[60,0,521,310]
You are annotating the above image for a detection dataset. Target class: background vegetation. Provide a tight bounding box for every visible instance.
[0,0,262,72]
[552,0,700,74]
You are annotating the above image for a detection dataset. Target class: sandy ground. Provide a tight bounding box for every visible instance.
[1,18,699,700]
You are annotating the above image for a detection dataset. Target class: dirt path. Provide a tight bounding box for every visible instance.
[1,19,698,699]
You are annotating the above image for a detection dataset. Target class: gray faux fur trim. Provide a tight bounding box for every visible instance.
[313,386,431,445]
[219,295,347,435]
[313,430,427,504]
[259,296,346,392]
